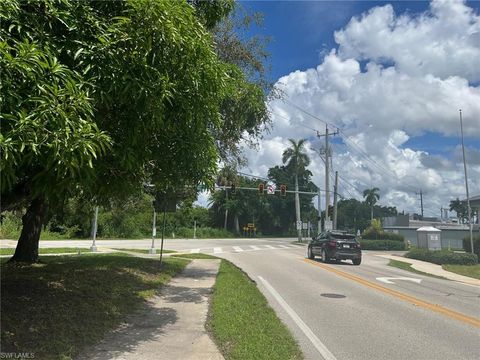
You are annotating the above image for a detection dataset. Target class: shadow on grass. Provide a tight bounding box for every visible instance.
[1,254,188,360]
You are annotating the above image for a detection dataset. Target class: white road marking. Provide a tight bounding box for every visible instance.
[250,245,261,250]
[258,276,337,360]
[233,246,244,252]
[376,277,422,284]
[265,245,276,249]
[278,245,290,249]
[190,248,200,253]
[213,247,223,254]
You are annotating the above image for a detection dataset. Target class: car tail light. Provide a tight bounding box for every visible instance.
[328,241,337,247]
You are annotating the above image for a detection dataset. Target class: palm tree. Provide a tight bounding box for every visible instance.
[363,187,380,221]
[282,139,310,241]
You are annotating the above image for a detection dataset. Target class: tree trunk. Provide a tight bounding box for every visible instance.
[295,174,302,242]
[10,197,47,263]
[234,215,240,234]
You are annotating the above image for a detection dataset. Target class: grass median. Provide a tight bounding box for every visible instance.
[442,264,480,280]
[208,260,303,360]
[388,259,446,279]
[0,253,188,359]
[0,247,92,255]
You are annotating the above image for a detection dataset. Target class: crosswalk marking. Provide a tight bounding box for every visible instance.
[214,247,223,254]
[233,246,244,252]
[265,245,276,249]
[190,248,200,253]
[279,245,290,249]
[250,245,261,250]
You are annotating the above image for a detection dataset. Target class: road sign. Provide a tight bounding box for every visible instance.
[302,222,308,230]
[296,220,302,230]
[267,184,276,195]
[324,220,333,231]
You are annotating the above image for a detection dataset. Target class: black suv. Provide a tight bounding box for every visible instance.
[307,231,362,265]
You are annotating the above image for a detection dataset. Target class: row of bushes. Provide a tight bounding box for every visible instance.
[405,248,478,265]
[362,231,405,241]
[360,240,406,251]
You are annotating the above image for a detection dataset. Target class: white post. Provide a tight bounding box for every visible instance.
[90,206,99,252]
[149,209,157,254]
[193,220,197,239]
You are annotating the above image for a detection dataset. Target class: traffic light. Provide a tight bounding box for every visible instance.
[231,183,236,194]
[258,183,264,195]
[280,184,286,196]
[328,205,334,218]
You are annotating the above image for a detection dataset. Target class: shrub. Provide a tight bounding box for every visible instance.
[360,240,406,250]
[0,212,22,239]
[462,235,480,258]
[406,248,478,265]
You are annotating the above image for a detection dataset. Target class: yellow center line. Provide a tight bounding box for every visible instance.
[303,258,480,328]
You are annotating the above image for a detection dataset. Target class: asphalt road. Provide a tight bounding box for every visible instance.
[2,237,479,359]
[218,244,480,360]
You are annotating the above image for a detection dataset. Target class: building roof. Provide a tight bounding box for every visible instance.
[416,226,441,232]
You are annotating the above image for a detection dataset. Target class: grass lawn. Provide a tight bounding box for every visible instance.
[112,248,176,254]
[171,253,219,260]
[388,260,446,279]
[0,248,92,256]
[442,264,480,280]
[208,260,303,360]
[0,254,189,359]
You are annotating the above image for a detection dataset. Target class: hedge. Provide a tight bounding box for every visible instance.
[462,235,480,258]
[360,240,406,251]
[362,231,405,242]
[405,248,478,265]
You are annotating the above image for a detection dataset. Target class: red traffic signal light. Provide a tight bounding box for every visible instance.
[280,184,286,196]
[258,183,265,194]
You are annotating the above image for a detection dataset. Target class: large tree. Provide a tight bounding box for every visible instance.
[1,0,253,263]
[363,187,380,221]
[282,139,310,241]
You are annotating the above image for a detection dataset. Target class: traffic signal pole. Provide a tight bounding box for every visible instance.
[333,171,338,230]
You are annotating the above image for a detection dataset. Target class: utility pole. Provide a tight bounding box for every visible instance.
[317,125,338,227]
[317,189,322,235]
[459,109,474,254]
[416,190,424,219]
[333,171,339,230]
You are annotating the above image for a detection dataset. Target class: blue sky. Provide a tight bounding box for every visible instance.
[231,0,480,215]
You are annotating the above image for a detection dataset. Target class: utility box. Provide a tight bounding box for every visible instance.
[416,226,442,250]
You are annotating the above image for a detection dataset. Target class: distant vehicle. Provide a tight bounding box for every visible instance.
[307,231,362,265]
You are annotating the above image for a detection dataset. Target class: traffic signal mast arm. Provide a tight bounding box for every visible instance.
[215,185,320,195]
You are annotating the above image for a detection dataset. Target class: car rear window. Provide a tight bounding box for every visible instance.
[331,234,356,240]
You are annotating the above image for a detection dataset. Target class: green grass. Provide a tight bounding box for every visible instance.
[0,253,189,359]
[388,260,446,279]
[0,247,92,255]
[112,248,176,254]
[171,253,219,260]
[208,260,303,360]
[442,264,480,280]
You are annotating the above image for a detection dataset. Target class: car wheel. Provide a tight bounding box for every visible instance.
[352,258,361,265]
[321,249,329,263]
[307,247,314,260]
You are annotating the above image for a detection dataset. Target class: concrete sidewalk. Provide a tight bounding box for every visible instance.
[377,254,480,287]
[80,259,224,360]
